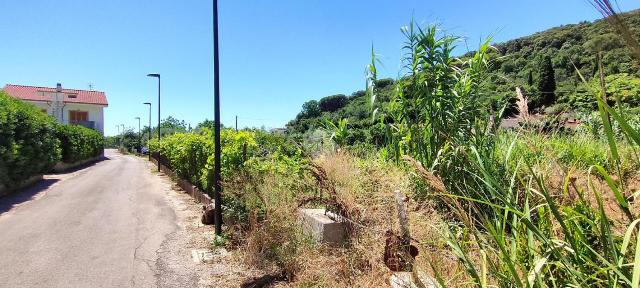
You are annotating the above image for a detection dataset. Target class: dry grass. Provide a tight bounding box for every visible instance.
[232,142,640,287]
[235,151,465,287]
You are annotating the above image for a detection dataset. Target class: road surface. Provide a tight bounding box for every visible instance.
[0,149,197,288]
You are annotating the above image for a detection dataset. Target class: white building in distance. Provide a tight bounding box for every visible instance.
[3,83,108,135]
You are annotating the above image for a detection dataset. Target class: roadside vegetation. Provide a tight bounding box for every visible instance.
[146,3,640,286]
[0,91,104,189]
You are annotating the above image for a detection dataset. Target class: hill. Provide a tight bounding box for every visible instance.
[286,9,640,146]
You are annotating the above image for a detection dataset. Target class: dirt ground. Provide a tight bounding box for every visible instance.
[148,160,267,287]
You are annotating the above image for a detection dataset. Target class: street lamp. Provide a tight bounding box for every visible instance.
[120,124,125,150]
[135,117,141,153]
[213,0,223,235]
[143,102,152,161]
[116,125,121,148]
[147,73,160,171]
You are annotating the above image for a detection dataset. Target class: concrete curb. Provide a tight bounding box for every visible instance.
[52,156,103,173]
[150,157,213,206]
[0,175,44,198]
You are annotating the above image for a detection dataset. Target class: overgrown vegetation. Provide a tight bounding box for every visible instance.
[149,5,640,287]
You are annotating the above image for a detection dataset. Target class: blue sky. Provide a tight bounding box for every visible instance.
[2,0,640,136]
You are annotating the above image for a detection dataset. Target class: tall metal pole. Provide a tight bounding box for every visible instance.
[235,115,238,132]
[213,0,223,235]
[120,124,125,150]
[157,77,161,171]
[147,74,161,171]
[135,117,141,153]
[144,102,152,161]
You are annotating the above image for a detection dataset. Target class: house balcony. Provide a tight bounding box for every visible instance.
[71,120,96,130]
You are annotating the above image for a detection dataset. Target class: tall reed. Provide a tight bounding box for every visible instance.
[377,14,640,287]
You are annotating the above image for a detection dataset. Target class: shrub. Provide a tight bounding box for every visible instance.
[0,91,61,187]
[55,124,104,163]
[148,132,213,187]
[148,128,305,193]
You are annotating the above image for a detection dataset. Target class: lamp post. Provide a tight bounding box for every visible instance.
[120,124,125,150]
[135,117,141,153]
[143,102,152,161]
[116,125,121,148]
[147,73,161,171]
[213,0,223,235]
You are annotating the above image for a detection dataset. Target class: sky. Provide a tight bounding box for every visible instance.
[1,0,640,136]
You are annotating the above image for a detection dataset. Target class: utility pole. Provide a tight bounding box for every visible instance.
[235,115,238,132]
[147,74,161,171]
[135,117,141,153]
[213,0,223,235]
[116,125,121,147]
[120,124,125,150]
[144,102,152,161]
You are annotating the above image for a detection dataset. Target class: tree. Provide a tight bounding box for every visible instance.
[374,78,395,89]
[318,94,348,112]
[196,119,216,131]
[537,55,556,107]
[298,100,321,119]
[161,116,187,130]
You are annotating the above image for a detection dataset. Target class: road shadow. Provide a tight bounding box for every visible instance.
[0,178,59,215]
[0,156,111,215]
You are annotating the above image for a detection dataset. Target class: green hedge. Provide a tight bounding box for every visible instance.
[0,91,61,187]
[0,91,107,189]
[148,129,304,192]
[55,124,104,163]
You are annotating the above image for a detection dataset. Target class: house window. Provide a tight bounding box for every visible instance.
[69,111,88,123]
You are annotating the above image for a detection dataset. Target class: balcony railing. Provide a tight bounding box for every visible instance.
[71,120,96,130]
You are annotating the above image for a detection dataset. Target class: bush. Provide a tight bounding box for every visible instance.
[55,124,104,163]
[149,131,213,187]
[148,128,305,193]
[0,91,61,187]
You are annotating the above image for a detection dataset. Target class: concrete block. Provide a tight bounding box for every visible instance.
[415,270,439,288]
[389,271,439,288]
[298,208,347,245]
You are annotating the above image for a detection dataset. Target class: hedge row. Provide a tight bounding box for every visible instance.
[148,128,304,193]
[56,125,104,163]
[0,91,104,189]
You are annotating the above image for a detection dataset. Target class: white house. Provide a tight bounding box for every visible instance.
[3,83,108,134]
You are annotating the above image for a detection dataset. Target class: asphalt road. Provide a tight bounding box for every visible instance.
[0,149,193,288]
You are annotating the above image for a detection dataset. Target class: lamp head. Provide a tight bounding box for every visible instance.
[147,73,160,78]
[143,102,151,105]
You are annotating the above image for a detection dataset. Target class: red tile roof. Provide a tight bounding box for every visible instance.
[2,84,108,106]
